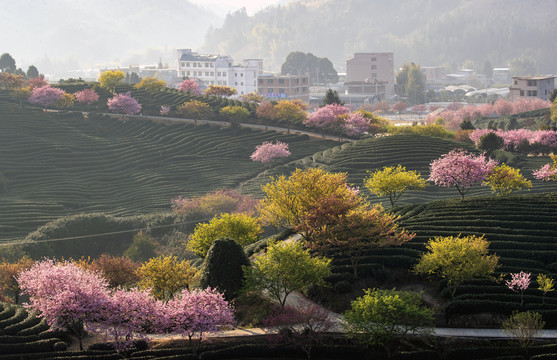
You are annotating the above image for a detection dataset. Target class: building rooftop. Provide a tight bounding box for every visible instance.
[512,75,555,80]
[179,53,219,62]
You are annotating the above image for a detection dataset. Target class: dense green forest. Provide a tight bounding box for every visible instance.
[201,0,556,74]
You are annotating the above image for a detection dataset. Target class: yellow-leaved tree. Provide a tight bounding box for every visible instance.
[364,165,427,207]
[413,234,499,298]
[483,164,531,196]
[98,70,125,94]
[134,76,166,95]
[136,255,197,300]
[187,212,262,258]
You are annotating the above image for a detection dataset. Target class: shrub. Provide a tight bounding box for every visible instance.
[198,238,250,301]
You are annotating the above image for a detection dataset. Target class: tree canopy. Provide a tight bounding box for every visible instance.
[281,51,338,85]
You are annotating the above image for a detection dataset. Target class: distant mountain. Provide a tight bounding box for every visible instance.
[1,0,222,77]
[200,0,557,75]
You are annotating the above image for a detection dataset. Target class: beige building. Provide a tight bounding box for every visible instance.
[509,76,555,102]
[257,74,310,103]
[346,53,394,99]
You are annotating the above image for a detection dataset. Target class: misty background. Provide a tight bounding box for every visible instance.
[2,0,555,80]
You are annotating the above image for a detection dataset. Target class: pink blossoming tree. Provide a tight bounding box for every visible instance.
[107,92,142,116]
[428,149,498,199]
[250,141,291,164]
[343,112,370,137]
[28,85,65,109]
[17,259,110,350]
[304,104,350,131]
[164,288,235,343]
[74,88,99,105]
[177,79,202,95]
[506,271,531,305]
[160,105,170,115]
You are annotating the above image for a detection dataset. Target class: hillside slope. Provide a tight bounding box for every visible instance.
[241,134,557,204]
[0,101,336,241]
[202,0,557,73]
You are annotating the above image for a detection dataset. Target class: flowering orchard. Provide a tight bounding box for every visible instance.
[74,88,99,105]
[250,141,291,163]
[469,129,557,152]
[17,259,235,351]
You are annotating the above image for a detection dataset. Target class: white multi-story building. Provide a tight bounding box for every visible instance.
[177,49,263,95]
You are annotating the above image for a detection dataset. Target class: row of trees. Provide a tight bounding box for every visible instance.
[15,259,234,351]
[0,52,40,79]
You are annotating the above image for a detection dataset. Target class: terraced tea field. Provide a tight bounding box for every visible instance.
[322,193,557,325]
[0,100,336,241]
[241,134,557,204]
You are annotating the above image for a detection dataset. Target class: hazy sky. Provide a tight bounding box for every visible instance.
[189,0,284,16]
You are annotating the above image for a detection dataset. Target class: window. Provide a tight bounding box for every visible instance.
[235,82,238,85]
[520,90,524,96]
[295,78,299,84]
[223,81,227,85]
[372,73,377,78]
[210,72,214,76]
[259,79,263,84]
[241,82,243,86]
[222,72,227,76]
[268,88,274,92]
[217,72,221,77]
[527,90,538,97]
[205,72,209,76]
[205,63,209,68]
[193,63,197,67]
[527,80,536,86]
[181,71,185,76]
[372,57,376,61]
[279,79,285,84]
[279,88,285,93]
[235,73,238,77]
[210,63,214,68]
[514,80,518,85]
[186,62,190,67]
[372,65,376,69]
[186,71,190,76]
[241,73,243,77]
[268,79,274,84]
[198,63,201,67]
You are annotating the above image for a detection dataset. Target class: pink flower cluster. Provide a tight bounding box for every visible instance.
[107,92,142,115]
[74,89,99,105]
[426,99,551,130]
[250,141,291,163]
[177,79,202,95]
[428,149,498,194]
[469,129,557,150]
[304,104,350,128]
[506,271,531,292]
[28,85,64,108]
[533,164,557,182]
[17,260,234,351]
[160,105,170,115]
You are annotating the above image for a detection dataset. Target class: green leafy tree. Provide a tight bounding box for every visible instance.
[26,65,39,79]
[0,53,16,73]
[396,63,425,104]
[413,234,499,298]
[136,255,197,300]
[281,51,338,85]
[199,238,250,300]
[502,311,545,349]
[483,164,532,196]
[124,231,159,262]
[98,70,125,94]
[243,240,331,308]
[219,105,250,129]
[322,88,343,105]
[364,165,427,207]
[343,288,434,355]
[188,213,262,258]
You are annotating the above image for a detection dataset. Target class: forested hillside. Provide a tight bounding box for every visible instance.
[201,0,557,74]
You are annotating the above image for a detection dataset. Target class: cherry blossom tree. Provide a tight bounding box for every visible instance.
[17,259,110,350]
[494,99,513,115]
[160,105,170,115]
[512,98,551,114]
[506,271,531,305]
[28,85,64,109]
[304,104,349,132]
[177,78,201,95]
[100,288,163,350]
[163,288,235,342]
[392,102,408,113]
[250,141,291,163]
[107,92,141,116]
[428,149,498,199]
[533,163,557,182]
[74,88,99,105]
[27,75,49,89]
[343,111,370,137]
